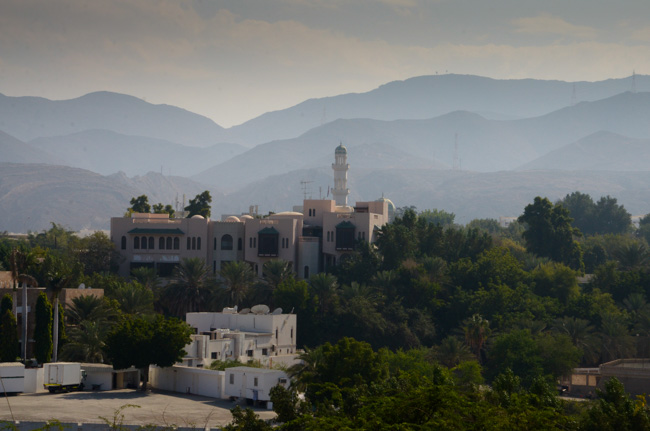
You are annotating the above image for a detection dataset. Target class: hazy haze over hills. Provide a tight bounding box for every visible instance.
[0,92,229,147]
[2,74,650,232]
[0,163,222,233]
[30,130,246,177]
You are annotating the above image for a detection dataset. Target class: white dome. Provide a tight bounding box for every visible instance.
[225,216,241,223]
[240,215,254,220]
[191,215,205,219]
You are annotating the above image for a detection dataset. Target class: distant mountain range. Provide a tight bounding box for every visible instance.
[1,73,650,233]
[0,163,222,233]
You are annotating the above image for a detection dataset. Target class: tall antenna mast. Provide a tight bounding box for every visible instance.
[300,180,313,200]
[453,133,459,171]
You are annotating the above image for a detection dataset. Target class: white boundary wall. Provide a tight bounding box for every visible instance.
[149,365,225,399]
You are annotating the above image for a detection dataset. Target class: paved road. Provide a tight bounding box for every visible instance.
[0,389,276,428]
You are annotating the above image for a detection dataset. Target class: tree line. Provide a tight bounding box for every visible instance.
[3,190,650,423]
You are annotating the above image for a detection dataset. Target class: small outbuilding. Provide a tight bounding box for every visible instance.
[224,366,289,405]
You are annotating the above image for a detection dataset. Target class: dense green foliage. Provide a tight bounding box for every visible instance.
[184,191,212,218]
[0,295,20,362]
[33,292,53,364]
[104,315,193,390]
[6,191,650,428]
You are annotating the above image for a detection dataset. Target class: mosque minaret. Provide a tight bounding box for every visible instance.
[331,143,350,206]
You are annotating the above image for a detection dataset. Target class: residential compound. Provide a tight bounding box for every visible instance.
[182,307,297,368]
[110,144,394,278]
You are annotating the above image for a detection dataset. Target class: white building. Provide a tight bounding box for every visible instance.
[110,144,394,278]
[183,308,298,368]
[225,366,289,403]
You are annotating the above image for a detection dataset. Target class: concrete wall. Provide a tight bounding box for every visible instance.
[149,365,225,399]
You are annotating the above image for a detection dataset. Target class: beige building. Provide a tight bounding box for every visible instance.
[110,144,393,278]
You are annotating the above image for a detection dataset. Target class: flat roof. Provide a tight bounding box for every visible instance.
[127,228,185,235]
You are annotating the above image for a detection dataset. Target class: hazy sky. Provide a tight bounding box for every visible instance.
[1,0,649,127]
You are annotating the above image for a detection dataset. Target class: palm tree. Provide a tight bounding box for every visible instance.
[309,273,339,317]
[615,242,650,271]
[66,294,117,326]
[112,283,154,316]
[45,256,73,362]
[599,313,636,362]
[552,316,600,365]
[60,320,109,363]
[370,270,398,302]
[436,336,474,368]
[163,257,215,317]
[462,314,491,364]
[130,266,160,291]
[288,346,324,392]
[262,259,293,290]
[219,261,257,308]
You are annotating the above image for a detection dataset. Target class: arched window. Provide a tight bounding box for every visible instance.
[192,237,196,250]
[148,237,154,250]
[221,234,233,250]
[187,237,191,250]
[159,237,165,249]
[121,236,126,250]
[214,238,217,250]
[238,238,242,251]
[304,265,309,279]
[134,236,140,249]
[166,237,172,249]
[174,237,180,250]
[197,237,201,250]
[141,236,147,249]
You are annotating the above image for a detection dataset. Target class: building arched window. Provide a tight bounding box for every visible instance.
[134,236,140,249]
[159,237,165,249]
[221,234,233,250]
[192,237,196,250]
[197,237,201,250]
[141,236,148,249]
[304,265,309,279]
[214,238,217,250]
[187,237,191,250]
[148,237,154,250]
[238,238,243,251]
[166,237,172,249]
[121,236,127,250]
[174,237,180,250]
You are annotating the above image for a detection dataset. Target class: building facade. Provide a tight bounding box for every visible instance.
[110,144,394,278]
[183,309,298,368]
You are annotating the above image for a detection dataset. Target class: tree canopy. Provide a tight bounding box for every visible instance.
[104,315,192,390]
[185,190,212,218]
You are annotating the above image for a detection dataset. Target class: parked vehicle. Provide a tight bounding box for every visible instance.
[0,362,25,395]
[43,362,86,393]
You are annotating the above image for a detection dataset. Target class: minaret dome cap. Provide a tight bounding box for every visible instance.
[335,143,347,155]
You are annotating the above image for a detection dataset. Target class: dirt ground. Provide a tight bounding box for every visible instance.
[0,389,276,428]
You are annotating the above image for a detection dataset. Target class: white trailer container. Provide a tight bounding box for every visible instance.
[224,366,289,405]
[43,362,86,393]
[0,362,25,394]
